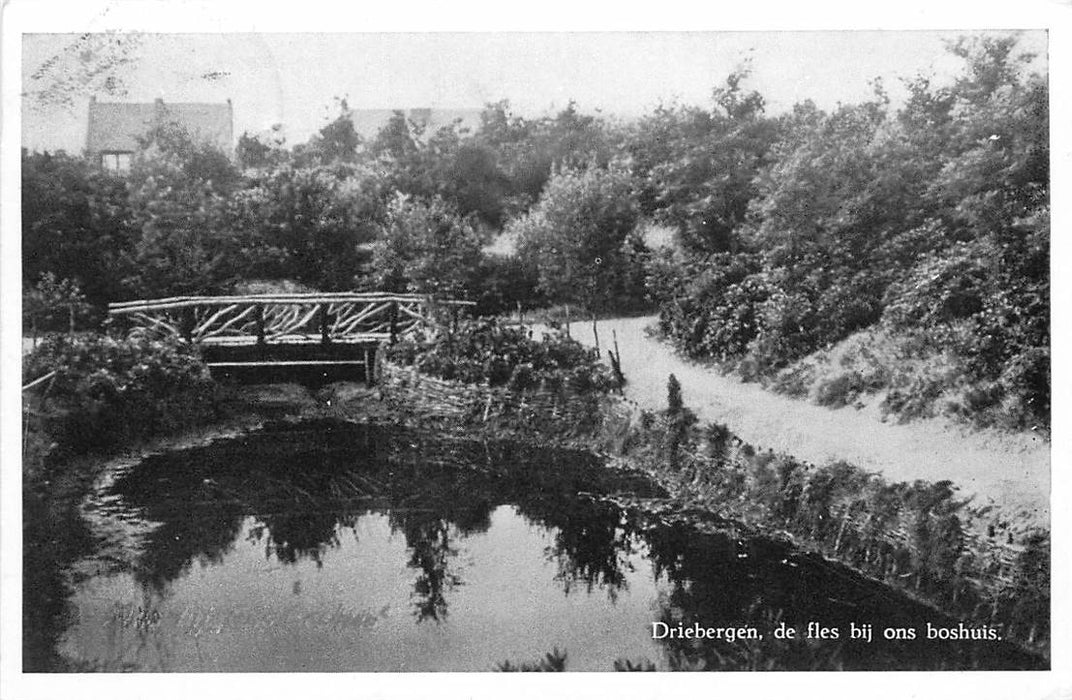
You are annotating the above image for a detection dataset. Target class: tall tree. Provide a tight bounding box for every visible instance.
[370,194,485,298]
[511,164,643,312]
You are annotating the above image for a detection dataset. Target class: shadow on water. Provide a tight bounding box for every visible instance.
[25,419,1046,672]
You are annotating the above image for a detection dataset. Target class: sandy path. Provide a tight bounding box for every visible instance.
[562,316,1049,523]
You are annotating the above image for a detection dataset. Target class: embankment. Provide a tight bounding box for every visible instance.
[557,316,1049,526]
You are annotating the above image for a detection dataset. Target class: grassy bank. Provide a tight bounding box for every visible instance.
[769,327,1050,436]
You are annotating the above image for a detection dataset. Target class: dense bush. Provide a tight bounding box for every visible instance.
[23,334,218,466]
[22,149,137,315]
[470,255,545,316]
[511,164,648,314]
[386,318,620,394]
[370,193,485,297]
[645,35,1049,430]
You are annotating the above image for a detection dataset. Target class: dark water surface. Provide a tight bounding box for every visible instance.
[27,420,1044,672]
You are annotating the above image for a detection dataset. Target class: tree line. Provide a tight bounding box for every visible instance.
[23,33,1048,427]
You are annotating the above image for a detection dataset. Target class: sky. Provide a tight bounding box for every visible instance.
[21,30,1048,154]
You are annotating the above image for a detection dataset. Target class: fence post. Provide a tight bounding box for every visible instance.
[389,300,399,344]
[591,313,600,356]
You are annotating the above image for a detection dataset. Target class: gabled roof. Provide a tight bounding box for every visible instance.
[86,98,233,154]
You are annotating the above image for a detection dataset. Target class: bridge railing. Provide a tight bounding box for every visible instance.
[108,293,475,346]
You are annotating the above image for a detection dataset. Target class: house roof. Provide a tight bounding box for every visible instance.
[86,98,233,154]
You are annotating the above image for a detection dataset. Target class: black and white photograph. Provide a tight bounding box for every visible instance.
[2,2,1068,698]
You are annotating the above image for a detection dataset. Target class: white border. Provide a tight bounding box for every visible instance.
[2,1,1069,699]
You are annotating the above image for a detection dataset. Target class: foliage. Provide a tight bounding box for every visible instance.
[23,273,93,335]
[19,32,1047,432]
[648,250,770,362]
[22,334,218,463]
[387,318,620,393]
[628,68,780,256]
[22,149,137,312]
[663,374,697,469]
[235,125,288,170]
[647,34,1049,429]
[477,100,615,210]
[510,164,646,312]
[370,194,485,297]
[124,124,245,297]
[231,162,385,290]
[496,648,567,672]
[470,254,545,316]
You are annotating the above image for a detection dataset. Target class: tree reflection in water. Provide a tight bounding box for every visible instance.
[34,420,1046,671]
[98,421,648,625]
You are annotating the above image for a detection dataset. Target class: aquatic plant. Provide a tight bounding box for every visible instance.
[496,647,567,672]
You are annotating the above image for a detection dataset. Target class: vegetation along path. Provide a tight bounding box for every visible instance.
[567,316,1049,525]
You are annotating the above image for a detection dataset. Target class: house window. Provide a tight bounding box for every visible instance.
[101,152,132,173]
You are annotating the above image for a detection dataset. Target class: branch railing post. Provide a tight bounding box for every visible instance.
[319,303,330,346]
[181,307,195,343]
[255,304,266,349]
[389,300,399,345]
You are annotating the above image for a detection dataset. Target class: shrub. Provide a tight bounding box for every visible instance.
[386,318,620,394]
[22,334,218,467]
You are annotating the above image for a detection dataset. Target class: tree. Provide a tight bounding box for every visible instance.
[511,164,643,312]
[124,124,244,297]
[293,98,362,166]
[370,194,485,297]
[629,69,781,256]
[236,125,287,170]
[231,162,387,290]
[21,149,136,312]
[23,273,92,340]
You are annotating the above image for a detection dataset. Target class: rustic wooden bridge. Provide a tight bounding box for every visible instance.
[107,293,475,383]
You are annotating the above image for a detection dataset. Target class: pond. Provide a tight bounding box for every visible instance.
[26,420,1045,672]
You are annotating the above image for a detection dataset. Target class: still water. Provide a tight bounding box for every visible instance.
[30,420,1044,671]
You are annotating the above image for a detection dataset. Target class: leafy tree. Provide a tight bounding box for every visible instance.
[231,162,387,290]
[511,164,643,312]
[236,125,287,170]
[21,149,136,311]
[370,194,485,297]
[647,33,1049,428]
[370,110,421,162]
[629,69,781,256]
[124,124,244,297]
[475,100,614,212]
[471,254,544,316]
[23,273,92,338]
[438,142,511,226]
[294,98,362,166]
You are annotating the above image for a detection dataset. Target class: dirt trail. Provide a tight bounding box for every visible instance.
[563,316,1049,523]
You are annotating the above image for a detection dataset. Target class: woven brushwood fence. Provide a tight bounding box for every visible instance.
[379,361,607,439]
